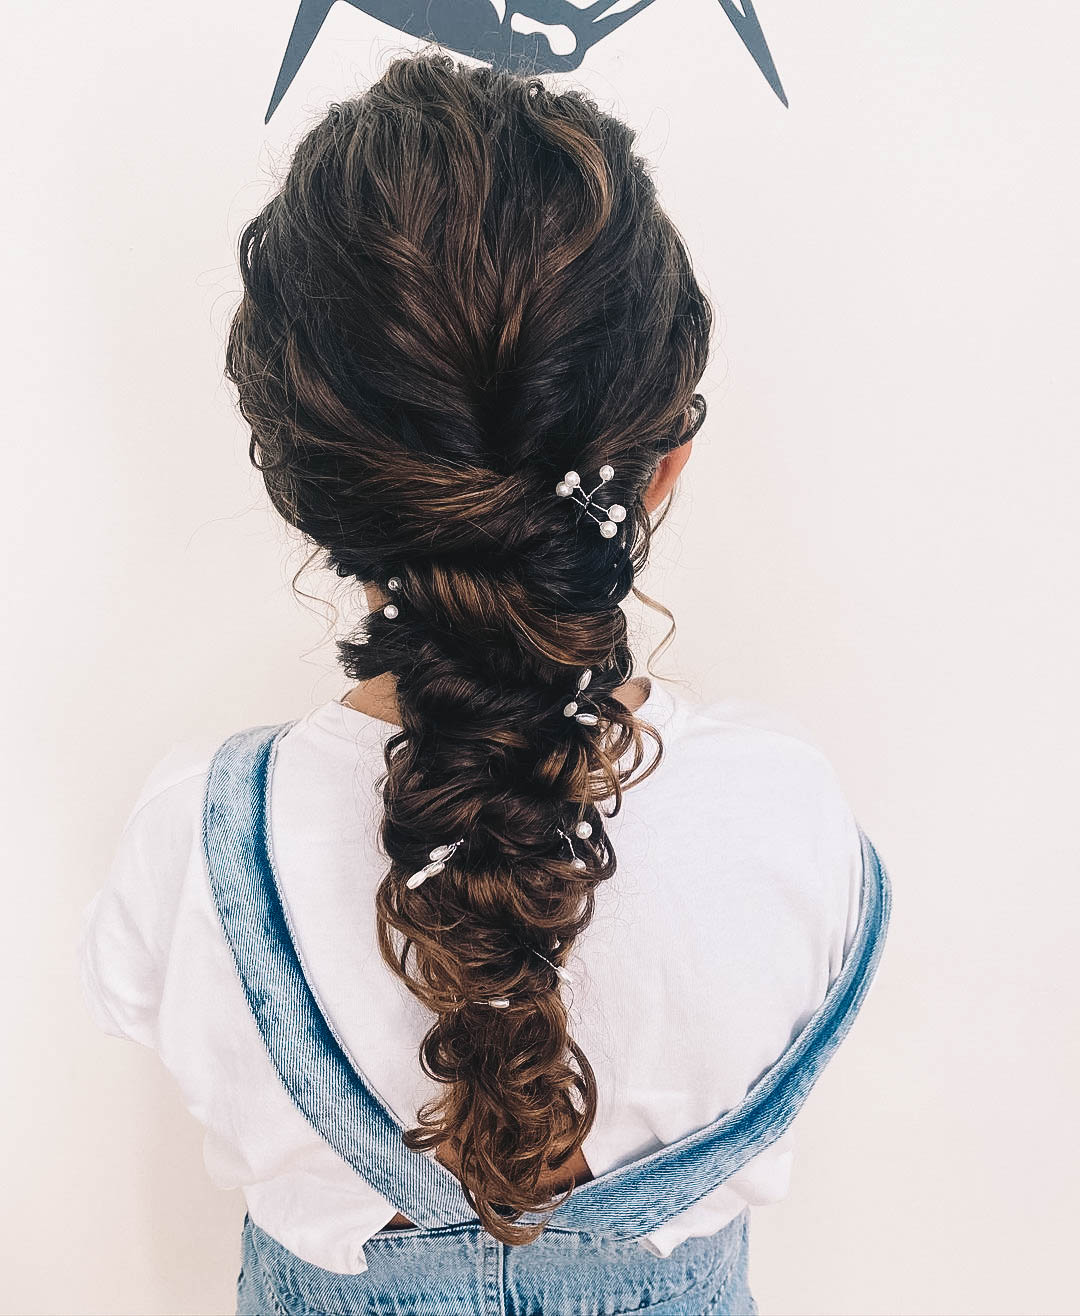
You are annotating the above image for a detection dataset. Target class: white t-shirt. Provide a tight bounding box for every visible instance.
[79,677,864,1275]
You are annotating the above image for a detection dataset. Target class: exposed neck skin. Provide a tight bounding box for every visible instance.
[342,441,692,726]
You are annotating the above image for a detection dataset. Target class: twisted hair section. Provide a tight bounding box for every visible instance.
[224,50,713,1244]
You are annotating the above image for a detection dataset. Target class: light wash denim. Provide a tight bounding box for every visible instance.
[206,721,891,1316]
[237,1210,756,1316]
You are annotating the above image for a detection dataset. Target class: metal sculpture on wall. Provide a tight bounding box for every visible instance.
[265,0,787,124]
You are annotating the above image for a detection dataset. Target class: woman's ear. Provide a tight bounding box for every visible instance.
[643,438,693,513]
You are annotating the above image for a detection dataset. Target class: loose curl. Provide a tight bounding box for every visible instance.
[224,50,713,1245]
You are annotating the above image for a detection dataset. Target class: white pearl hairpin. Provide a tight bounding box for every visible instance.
[557,822,592,871]
[413,827,578,1007]
[381,575,402,620]
[406,836,465,889]
[529,945,573,984]
[563,667,600,726]
[478,940,572,1009]
[554,464,627,539]
[409,823,591,889]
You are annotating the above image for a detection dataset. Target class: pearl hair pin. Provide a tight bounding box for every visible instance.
[563,667,600,727]
[407,827,590,913]
[554,464,626,538]
[406,821,592,892]
[478,939,571,1009]
[406,836,465,889]
[557,822,592,872]
[406,823,582,1007]
[529,947,573,984]
[381,575,402,620]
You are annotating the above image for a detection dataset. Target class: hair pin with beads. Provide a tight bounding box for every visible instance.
[554,464,626,538]
[563,667,600,726]
[557,821,592,871]
[529,946,572,984]
[406,836,465,889]
[411,826,577,1007]
[479,940,572,1009]
[380,574,402,620]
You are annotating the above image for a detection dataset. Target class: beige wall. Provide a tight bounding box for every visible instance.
[4,2,1078,1313]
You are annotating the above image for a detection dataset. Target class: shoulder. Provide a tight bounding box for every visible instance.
[108,731,229,881]
[78,728,234,1046]
[123,733,222,826]
[663,686,862,838]
[659,685,865,970]
[110,716,296,842]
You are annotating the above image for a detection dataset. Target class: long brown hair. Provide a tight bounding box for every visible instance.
[224,49,712,1245]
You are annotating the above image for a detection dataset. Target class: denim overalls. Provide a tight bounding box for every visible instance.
[204,721,891,1316]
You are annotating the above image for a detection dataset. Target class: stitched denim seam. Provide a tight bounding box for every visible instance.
[702,1214,751,1316]
[256,1264,292,1316]
[703,1261,752,1316]
[365,1220,485,1246]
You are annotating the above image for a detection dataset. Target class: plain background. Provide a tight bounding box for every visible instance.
[4,1,1078,1313]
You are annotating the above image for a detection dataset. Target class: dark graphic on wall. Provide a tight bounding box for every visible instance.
[265,1,787,124]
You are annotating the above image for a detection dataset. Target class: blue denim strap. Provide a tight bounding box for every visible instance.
[203,719,476,1228]
[203,719,891,1238]
[545,820,891,1234]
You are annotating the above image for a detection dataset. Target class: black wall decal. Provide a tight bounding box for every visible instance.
[264,1,787,124]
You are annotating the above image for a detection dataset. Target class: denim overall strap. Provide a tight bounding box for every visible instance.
[202,720,480,1229]
[204,718,891,1241]
[530,821,892,1236]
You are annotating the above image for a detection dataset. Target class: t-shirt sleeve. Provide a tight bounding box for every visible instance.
[767,729,867,1008]
[78,738,215,1049]
[811,745,866,979]
[706,693,867,987]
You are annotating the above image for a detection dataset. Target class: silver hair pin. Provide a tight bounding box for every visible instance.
[450,993,512,1010]
[557,821,592,872]
[410,827,577,1006]
[381,575,402,620]
[554,464,626,539]
[528,945,572,984]
[563,667,600,726]
[406,836,465,889]
[479,942,572,1008]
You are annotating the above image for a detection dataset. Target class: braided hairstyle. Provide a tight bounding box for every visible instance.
[224,50,713,1245]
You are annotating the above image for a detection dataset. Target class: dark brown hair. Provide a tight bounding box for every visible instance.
[224,49,712,1245]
